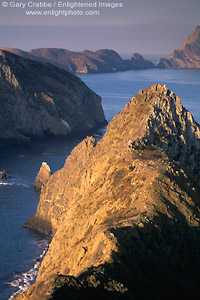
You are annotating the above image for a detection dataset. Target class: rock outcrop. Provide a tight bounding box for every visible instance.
[34,162,52,190]
[157,26,200,68]
[18,85,200,300]
[131,53,154,69]
[0,48,155,74]
[0,170,7,180]
[0,50,106,144]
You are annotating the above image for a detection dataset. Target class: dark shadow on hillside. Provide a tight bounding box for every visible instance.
[49,208,200,300]
[108,216,200,299]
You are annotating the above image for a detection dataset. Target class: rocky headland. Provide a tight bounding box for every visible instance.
[0,50,106,144]
[0,48,154,74]
[18,84,200,300]
[157,26,200,68]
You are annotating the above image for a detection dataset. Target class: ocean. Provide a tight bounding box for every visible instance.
[0,68,200,300]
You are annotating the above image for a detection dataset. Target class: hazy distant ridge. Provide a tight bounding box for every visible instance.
[0,47,155,73]
[157,26,200,68]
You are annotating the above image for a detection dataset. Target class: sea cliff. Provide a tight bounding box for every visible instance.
[17,84,200,299]
[0,50,106,144]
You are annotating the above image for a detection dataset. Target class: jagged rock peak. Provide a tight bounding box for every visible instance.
[105,84,200,177]
[34,162,52,190]
[180,25,200,50]
[157,26,200,68]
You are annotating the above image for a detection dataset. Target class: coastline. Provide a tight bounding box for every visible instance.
[1,68,200,300]
[8,237,50,300]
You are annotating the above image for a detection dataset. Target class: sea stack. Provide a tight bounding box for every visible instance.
[0,49,106,145]
[0,170,7,180]
[34,162,52,190]
[157,26,200,68]
[17,85,200,300]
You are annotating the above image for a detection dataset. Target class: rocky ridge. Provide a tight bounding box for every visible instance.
[18,85,200,300]
[157,26,200,68]
[0,48,154,73]
[0,50,106,144]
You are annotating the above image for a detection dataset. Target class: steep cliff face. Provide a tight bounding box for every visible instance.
[0,50,106,144]
[18,85,200,300]
[157,26,200,68]
[0,47,155,73]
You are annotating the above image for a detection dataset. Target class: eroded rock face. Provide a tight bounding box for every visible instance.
[17,85,200,300]
[157,26,200,68]
[0,48,155,73]
[130,84,200,177]
[34,162,52,190]
[0,50,106,144]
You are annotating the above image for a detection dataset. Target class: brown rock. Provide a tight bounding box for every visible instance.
[157,26,200,68]
[0,170,7,180]
[0,50,106,144]
[0,48,155,74]
[34,162,52,190]
[17,85,200,300]
[30,48,130,73]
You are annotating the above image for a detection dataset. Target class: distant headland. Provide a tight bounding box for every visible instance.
[157,26,200,68]
[0,47,155,74]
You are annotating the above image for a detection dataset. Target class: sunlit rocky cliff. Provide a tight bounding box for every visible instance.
[17,84,200,300]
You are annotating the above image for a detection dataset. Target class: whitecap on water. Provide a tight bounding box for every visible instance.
[0,179,31,188]
[0,182,14,186]
[8,244,49,300]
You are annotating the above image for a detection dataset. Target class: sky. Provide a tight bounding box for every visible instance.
[0,0,200,56]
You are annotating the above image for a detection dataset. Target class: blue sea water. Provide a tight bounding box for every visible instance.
[79,68,200,125]
[0,68,200,300]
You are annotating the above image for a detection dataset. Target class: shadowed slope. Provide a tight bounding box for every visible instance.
[0,50,106,144]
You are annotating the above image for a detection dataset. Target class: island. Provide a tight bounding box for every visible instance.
[0,49,106,145]
[0,47,155,74]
